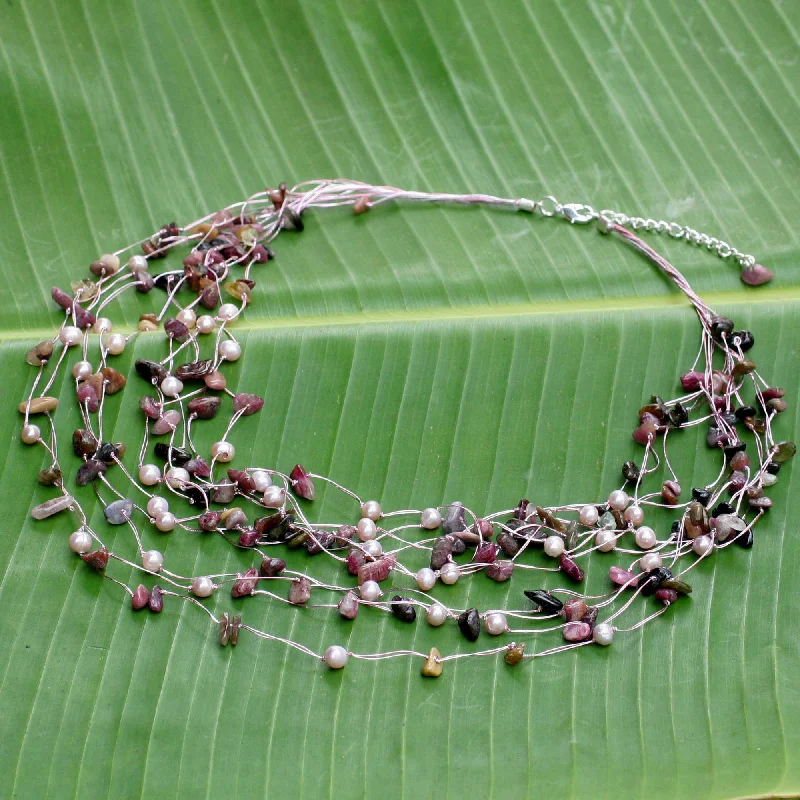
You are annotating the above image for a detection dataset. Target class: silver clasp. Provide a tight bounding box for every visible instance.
[560,203,597,224]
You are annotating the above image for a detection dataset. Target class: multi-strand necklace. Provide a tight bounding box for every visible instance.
[21,180,793,676]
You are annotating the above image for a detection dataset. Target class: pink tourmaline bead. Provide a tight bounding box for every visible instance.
[633,419,657,446]
[740,264,774,286]
[228,469,256,493]
[609,566,638,588]
[472,518,494,539]
[233,393,265,416]
[238,529,260,547]
[564,598,588,622]
[152,410,180,435]
[563,622,592,642]
[559,553,584,582]
[259,557,286,577]
[655,588,679,604]
[338,591,359,620]
[288,576,311,605]
[289,464,315,500]
[148,585,164,613]
[139,395,162,419]
[358,557,395,585]
[231,567,259,598]
[486,560,514,582]
[680,371,705,391]
[77,383,99,413]
[80,548,109,571]
[198,511,222,531]
[346,548,366,576]
[132,584,150,610]
[473,542,498,564]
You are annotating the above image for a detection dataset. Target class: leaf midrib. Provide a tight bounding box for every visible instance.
[1,286,796,343]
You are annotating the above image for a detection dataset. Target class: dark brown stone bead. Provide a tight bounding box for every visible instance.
[430,537,454,570]
[175,359,214,381]
[391,596,417,623]
[559,553,584,582]
[281,208,304,231]
[211,481,236,504]
[524,590,564,613]
[133,270,155,292]
[132,584,151,610]
[80,548,109,571]
[101,367,126,394]
[583,606,599,628]
[154,443,192,465]
[486,560,514,582]
[199,283,221,309]
[198,511,222,531]
[661,480,682,505]
[96,442,123,464]
[457,607,480,641]
[186,457,211,478]
[655,588,679,605]
[232,567,259,598]
[228,469,256,493]
[187,396,221,420]
[441,502,466,535]
[448,535,466,556]
[622,460,640,482]
[504,643,526,666]
[164,317,190,341]
[25,340,54,367]
[496,531,520,557]
[259,557,286,577]
[135,359,168,385]
[289,464,315,500]
[306,531,335,555]
[288,576,311,605]
[72,428,98,458]
[148,585,164,613]
[253,511,292,537]
[76,459,107,486]
[238,529,260,547]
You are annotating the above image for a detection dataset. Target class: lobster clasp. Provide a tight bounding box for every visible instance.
[560,203,597,225]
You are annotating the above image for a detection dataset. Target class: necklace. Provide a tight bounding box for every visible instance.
[21,179,793,676]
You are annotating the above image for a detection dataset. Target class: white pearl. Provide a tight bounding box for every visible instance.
[105,333,126,355]
[361,500,382,521]
[484,612,508,636]
[196,314,216,334]
[218,303,239,321]
[593,623,614,646]
[93,317,113,334]
[608,489,629,511]
[161,376,184,397]
[356,518,377,541]
[639,552,662,572]
[579,505,599,526]
[69,530,93,554]
[416,567,437,591]
[59,326,82,346]
[72,360,93,380]
[251,470,272,492]
[323,645,348,669]
[142,549,164,572]
[624,505,644,527]
[218,340,242,361]
[362,540,383,558]
[166,467,190,488]
[634,526,657,550]
[127,254,148,271]
[155,512,176,532]
[595,529,616,553]
[426,603,448,626]
[138,464,161,486]
[191,576,215,597]
[21,424,40,444]
[359,580,382,602]
[544,535,566,558]
[420,507,442,529]
[263,485,286,508]
[99,253,120,272]
[211,441,235,462]
[147,496,169,516]
[440,562,460,585]
[176,308,197,328]
[693,535,714,556]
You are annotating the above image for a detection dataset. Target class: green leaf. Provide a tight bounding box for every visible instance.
[1,1,798,798]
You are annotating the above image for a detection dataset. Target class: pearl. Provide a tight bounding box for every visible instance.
[579,505,599,526]
[634,526,657,550]
[59,326,82,346]
[211,441,235,462]
[105,333,126,355]
[484,612,508,636]
[693,535,714,556]
[360,580,382,602]
[127,254,148,271]
[218,303,239,321]
[99,253,120,272]
[544,535,566,558]
[251,470,272,492]
[595,529,616,553]
[142,549,164,572]
[147,496,169,516]
[218,340,242,361]
[323,645,348,669]
[361,500,382,521]
[93,317,113,334]
[357,518,377,541]
[166,467,190,488]
[420,507,442,529]
[624,505,644,527]
[196,315,216,334]
[138,464,161,486]
[263,486,286,508]
[362,540,383,558]
[191,576,215,597]
[426,603,448,626]
[72,360,93,380]
[416,567,437,591]
[69,530,93,554]
[440,562,460,585]
[21,424,40,444]
[161,376,184,397]
[155,512,176,532]
[176,308,197,328]
[639,552,662,572]
[593,623,615,646]
[608,489,629,511]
